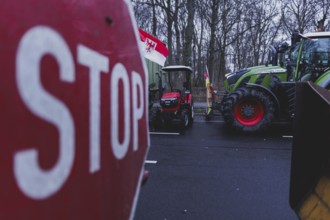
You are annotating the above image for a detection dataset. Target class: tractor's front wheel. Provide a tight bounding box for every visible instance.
[180,110,189,129]
[221,87,275,133]
[152,109,163,131]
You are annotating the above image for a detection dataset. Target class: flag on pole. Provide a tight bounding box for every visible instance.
[205,66,209,79]
[205,65,214,114]
[138,29,169,66]
[205,66,214,93]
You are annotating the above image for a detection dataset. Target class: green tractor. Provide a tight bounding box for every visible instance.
[220,31,330,133]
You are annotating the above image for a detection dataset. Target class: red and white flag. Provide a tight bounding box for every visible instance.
[205,66,209,79]
[138,29,169,66]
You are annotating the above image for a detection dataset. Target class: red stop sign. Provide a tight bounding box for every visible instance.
[0,1,149,219]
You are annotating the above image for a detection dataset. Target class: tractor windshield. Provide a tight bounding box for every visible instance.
[163,70,191,92]
[296,37,330,81]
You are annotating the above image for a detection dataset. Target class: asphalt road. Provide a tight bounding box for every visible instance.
[134,114,298,220]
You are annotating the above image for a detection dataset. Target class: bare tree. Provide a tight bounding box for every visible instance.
[314,0,330,31]
[206,0,220,82]
[183,0,195,66]
[281,0,318,33]
[193,0,208,85]
[133,0,330,87]
[155,0,176,64]
[215,0,245,82]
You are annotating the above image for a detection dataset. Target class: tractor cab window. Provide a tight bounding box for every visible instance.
[164,70,191,92]
[289,42,301,64]
[298,37,330,81]
[169,71,185,90]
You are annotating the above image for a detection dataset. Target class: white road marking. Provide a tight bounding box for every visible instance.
[149,132,180,135]
[196,120,224,123]
[282,135,293,138]
[145,160,158,164]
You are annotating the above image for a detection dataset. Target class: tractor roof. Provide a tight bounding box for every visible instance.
[161,65,193,73]
[303,32,330,38]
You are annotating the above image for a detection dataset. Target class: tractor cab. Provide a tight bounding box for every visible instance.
[152,65,194,130]
[290,32,330,85]
[160,65,193,109]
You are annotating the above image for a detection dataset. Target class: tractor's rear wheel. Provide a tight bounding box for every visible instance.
[222,87,275,133]
[189,105,194,126]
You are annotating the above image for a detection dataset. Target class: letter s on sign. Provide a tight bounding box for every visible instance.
[14,26,75,200]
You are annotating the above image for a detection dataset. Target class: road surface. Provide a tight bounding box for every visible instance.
[135,114,298,220]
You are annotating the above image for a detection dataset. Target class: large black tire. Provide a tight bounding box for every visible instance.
[180,110,189,130]
[221,87,275,133]
[188,105,194,126]
[152,109,163,131]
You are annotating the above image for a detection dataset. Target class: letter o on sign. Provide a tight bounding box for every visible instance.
[111,63,131,160]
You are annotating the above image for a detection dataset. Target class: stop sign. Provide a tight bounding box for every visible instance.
[0,1,149,219]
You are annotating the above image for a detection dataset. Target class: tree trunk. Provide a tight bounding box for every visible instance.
[164,0,173,64]
[208,0,220,81]
[183,0,195,66]
[151,0,157,36]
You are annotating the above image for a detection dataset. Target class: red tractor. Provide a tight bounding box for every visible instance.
[151,65,194,130]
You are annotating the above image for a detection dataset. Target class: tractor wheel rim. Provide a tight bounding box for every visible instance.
[234,99,264,126]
